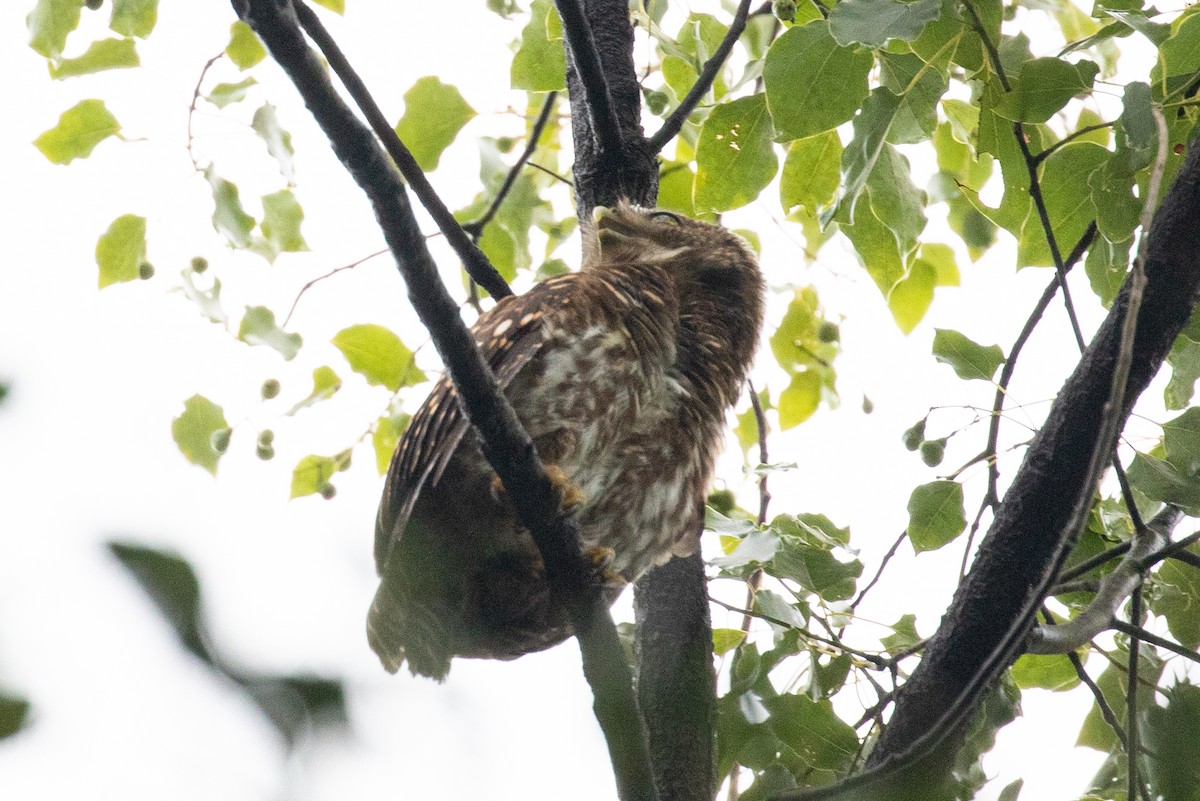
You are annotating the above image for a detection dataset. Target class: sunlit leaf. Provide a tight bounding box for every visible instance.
[287,366,342,416]
[778,371,821,429]
[110,0,157,38]
[237,306,302,360]
[205,166,255,249]
[95,213,146,288]
[34,99,121,164]
[205,78,257,109]
[171,394,228,475]
[27,0,84,59]
[1011,653,1080,691]
[180,269,227,325]
[309,0,344,12]
[694,95,778,213]
[395,77,476,172]
[881,613,921,654]
[712,628,747,656]
[511,0,566,91]
[291,454,337,498]
[373,406,411,474]
[49,38,138,79]
[780,132,841,215]
[888,260,936,334]
[994,58,1099,123]
[257,189,307,261]
[226,21,265,70]
[251,103,295,184]
[332,324,425,391]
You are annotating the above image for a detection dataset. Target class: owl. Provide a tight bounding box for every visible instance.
[367,203,764,679]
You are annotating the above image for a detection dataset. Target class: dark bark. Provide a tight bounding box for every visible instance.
[864,141,1200,778]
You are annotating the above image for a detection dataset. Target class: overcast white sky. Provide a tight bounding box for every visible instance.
[0,2,1183,800]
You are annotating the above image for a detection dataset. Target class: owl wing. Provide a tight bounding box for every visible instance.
[374,276,575,574]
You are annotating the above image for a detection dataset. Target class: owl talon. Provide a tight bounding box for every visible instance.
[490,465,586,514]
[585,546,626,590]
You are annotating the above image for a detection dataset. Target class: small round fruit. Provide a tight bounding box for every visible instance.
[902,420,926,451]
[190,256,209,273]
[707,488,736,515]
[318,483,337,500]
[495,137,516,153]
[138,262,155,280]
[261,379,281,400]
[920,439,946,467]
[210,428,231,453]
[257,429,275,447]
[256,444,275,461]
[817,321,840,343]
[85,0,103,9]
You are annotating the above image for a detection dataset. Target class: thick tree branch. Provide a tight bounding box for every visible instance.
[647,0,753,153]
[554,0,625,160]
[292,1,512,299]
[231,2,652,798]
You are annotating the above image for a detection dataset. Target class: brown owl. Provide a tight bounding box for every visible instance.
[367,203,764,679]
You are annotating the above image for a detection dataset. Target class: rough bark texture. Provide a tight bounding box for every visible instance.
[555,3,717,799]
[866,141,1200,777]
[561,0,658,215]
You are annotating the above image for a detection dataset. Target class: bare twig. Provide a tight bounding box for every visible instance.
[282,248,387,326]
[462,91,559,239]
[554,0,625,158]
[292,1,513,299]
[647,0,753,153]
[1111,620,1200,665]
[1034,122,1117,165]
[852,530,907,611]
[187,52,223,172]
[1126,588,1145,801]
[233,3,653,798]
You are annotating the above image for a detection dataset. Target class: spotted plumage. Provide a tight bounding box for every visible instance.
[368,203,764,679]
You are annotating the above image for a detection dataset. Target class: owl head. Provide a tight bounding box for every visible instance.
[589,201,764,404]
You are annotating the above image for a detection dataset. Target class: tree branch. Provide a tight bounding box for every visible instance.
[647,0,753,153]
[554,0,624,159]
[292,1,513,299]
[231,3,652,798]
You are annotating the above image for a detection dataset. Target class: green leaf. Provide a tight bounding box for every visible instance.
[712,628,748,656]
[205,166,255,249]
[1166,334,1200,410]
[1126,452,1200,515]
[205,78,257,109]
[994,58,1099,123]
[394,77,476,172]
[95,213,146,288]
[1150,10,1200,101]
[373,406,411,474]
[511,0,566,91]
[711,530,780,569]
[780,132,841,215]
[763,21,872,141]
[108,541,208,660]
[237,306,302,360]
[309,0,344,12]
[879,52,947,146]
[1011,653,1080,691]
[763,694,858,781]
[180,269,227,324]
[33,99,121,164]
[258,189,307,260]
[881,613,922,654]
[864,143,928,264]
[1019,142,1108,267]
[110,0,157,38]
[332,324,425,391]
[1144,683,1200,800]
[836,87,902,221]
[226,21,265,70]
[907,480,966,552]
[778,371,821,429]
[27,0,84,59]
[829,0,941,47]
[694,95,778,213]
[1152,552,1200,648]
[291,454,338,498]
[171,394,228,476]
[932,328,1005,381]
[1084,235,1130,307]
[888,260,936,334]
[1163,406,1200,476]
[918,242,960,286]
[251,103,295,183]
[1077,647,1163,749]
[49,37,138,79]
[836,194,907,295]
[287,366,342,416]
[0,691,31,741]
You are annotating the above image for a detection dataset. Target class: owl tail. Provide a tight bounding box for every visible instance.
[366,573,453,681]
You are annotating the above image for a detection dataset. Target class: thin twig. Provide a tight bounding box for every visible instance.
[647,0,753,153]
[852,530,908,610]
[292,1,513,299]
[282,248,387,326]
[1112,620,1200,665]
[187,52,223,172]
[463,91,559,239]
[709,597,888,668]
[1126,588,1144,801]
[1034,122,1116,165]
[554,0,625,157]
